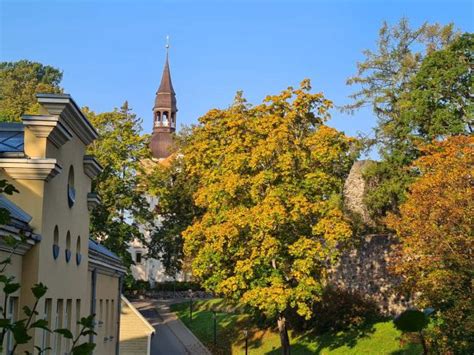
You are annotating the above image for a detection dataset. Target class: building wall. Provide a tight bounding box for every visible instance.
[119,297,153,355]
[0,101,123,354]
[94,273,120,355]
[3,127,94,353]
[0,251,22,353]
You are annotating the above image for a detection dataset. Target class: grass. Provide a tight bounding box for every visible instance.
[170,299,422,354]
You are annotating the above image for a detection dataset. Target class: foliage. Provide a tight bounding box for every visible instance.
[0,180,96,354]
[146,129,202,277]
[123,278,203,296]
[289,287,380,334]
[0,60,63,122]
[84,102,153,266]
[344,19,466,221]
[386,135,474,353]
[181,80,358,352]
[393,309,428,333]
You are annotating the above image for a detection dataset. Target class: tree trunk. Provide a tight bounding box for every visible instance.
[277,315,291,355]
[419,331,428,355]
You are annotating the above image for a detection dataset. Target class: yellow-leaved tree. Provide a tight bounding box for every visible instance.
[182,80,357,354]
[386,135,474,353]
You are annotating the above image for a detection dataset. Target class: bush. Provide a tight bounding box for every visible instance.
[152,281,203,292]
[288,287,381,334]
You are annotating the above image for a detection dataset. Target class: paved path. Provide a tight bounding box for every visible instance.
[133,299,211,355]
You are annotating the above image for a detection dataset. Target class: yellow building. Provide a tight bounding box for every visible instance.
[0,94,127,354]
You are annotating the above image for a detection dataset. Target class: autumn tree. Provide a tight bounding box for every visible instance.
[0,60,63,121]
[182,81,357,354]
[386,136,474,353]
[345,19,464,221]
[85,102,153,265]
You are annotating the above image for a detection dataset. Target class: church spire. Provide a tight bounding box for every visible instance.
[156,39,175,95]
[150,37,178,160]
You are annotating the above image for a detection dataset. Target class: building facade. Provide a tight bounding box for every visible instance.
[0,94,126,354]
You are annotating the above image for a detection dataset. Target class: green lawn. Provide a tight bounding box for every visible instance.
[170,299,422,355]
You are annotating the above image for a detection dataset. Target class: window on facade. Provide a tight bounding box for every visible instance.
[105,300,109,341]
[42,299,52,350]
[136,251,142,264]
[65,299,72,349]
[53,226,60,260]
[67,166,75,208]
[110,299,115,340]
[5,297,18,354]
[75,300,81,338]
[76,236,82,265]
[53,299,64,355]
[65,232,71,263]
[99,299,103,328]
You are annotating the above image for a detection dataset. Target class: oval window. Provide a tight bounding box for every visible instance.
[65,231,71,263]
[67,166,75,207]
[53,226,60,260]
[76,236,82,266]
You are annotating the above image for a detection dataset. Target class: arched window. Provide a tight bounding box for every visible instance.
[154,111,161,127]
[65,232,71,263]
[53,226,60,260]
[162,112,169,125]
[67,166,75,208]
[76,236,82,266]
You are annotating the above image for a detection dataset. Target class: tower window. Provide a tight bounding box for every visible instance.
[136,252,142,264]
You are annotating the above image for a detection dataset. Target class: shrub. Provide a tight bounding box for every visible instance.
[288,287,381,334]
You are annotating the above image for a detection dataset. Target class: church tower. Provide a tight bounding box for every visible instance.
[150,42,177,160]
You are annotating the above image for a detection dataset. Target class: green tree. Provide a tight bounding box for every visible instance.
[0,60,63,122]
[85,102,152,265]
[182,81,357,354]
[344,19,468,221]
[146,129,202,277]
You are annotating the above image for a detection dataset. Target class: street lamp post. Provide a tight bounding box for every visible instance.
[188,289,193,322]
[212,310,217,345]
[243,329,248,355]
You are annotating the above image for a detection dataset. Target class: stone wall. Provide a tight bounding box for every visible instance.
[330,234,409,315]
[333,160,409,316]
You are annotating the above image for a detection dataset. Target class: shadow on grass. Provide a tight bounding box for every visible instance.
[389,342,423,355]
[265,321,377,355]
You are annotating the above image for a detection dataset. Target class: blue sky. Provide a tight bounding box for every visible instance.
[1,0,472,153]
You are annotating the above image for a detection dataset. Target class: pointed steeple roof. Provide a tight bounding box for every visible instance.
[157,52,175,94]
[154,46,177,111]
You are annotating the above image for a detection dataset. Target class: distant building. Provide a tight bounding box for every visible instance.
[0,94,126,354]
[128,47,187,285]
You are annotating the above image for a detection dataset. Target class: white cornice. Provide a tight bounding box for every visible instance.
[83,156,103,179]
[36,94,99,146]
[0,158,62,181]
[87,192,101,211]
[22,115,73,148]
[88,257,127,275]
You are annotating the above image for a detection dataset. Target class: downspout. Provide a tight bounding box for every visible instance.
[115,275,123,355]
[90,268,97,344]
